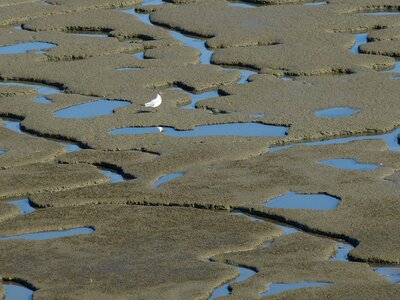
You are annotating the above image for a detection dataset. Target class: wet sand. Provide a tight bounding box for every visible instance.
[0,0,399,299]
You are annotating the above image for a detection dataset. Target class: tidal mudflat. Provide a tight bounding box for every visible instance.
[0,0,399,299]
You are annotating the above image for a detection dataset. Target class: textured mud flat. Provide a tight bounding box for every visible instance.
[0,0,399,299]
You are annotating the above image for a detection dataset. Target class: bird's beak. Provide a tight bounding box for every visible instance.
[159,92,165,95]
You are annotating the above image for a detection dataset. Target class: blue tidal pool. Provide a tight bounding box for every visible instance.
[231,211,265,223]
[3,283,33,300]
[209,265,256,299]
[319,159,380,171]
[2,120,22,133]
[330,242,354,261]
[304,1,328,6]
[361,12,400,16]
[264,192,340,210]
[60,142,82,153]
[154,172,184,188]
[352,33,367,54]
[142,0,164,5]
[373,267,400,284]
[181,90,219,109]
[133,52,144,59]
[0,42,56,55]
[315,107,359,118]
[171,31,212,65]
[100,168,126,184]
[228,2,256,9]
[0,81,60,95]
[6,199,36,215]
[277,224,300,235]
[110,123,288,137]
[0,227,94,241]
[269,128,400,153]
[122,9,152,25]
[260,282,331,297]
[116,67,143,71]
[55,100,131,119]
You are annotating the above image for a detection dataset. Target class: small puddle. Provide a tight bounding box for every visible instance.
[55,100,131,119]
[208,265,256,299]
[269,128,400,153]
[116,67,143,71]
[142,0,164,5]
[99,168,126,184]
[33,96,52,104]
[330,242,354,261]
[0,227,94,240]
[304,1,328,6]
[2,119,22,134]
[0,149,5,155]
[2,282,33,300]
[361,12,400,16]
[260,281,331,297]
[5,199,36,215]
[276,224,300,235]
[133,52,145,59]
[0,81,61,95]
[230,211,299,234]
[154,172,184,188]
[229,2,256,9]
[319,158,381,171]
[60,142,82,153]
[264,192,340,211]
[373,267,400,284]
[0,42,56,55]
[110,123,288,137]
[231,212,265,223]
[352,33,367,54]
[315,107,359,118]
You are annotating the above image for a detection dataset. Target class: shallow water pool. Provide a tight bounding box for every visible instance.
[264,192,340,211]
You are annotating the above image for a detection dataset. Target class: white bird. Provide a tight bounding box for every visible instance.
[157,126,163,132]
[145,92,164,108]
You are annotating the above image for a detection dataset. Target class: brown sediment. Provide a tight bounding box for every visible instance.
[0,205,278,299]
[0,0,399,298]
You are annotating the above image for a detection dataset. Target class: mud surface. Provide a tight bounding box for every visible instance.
[0,0,399,298]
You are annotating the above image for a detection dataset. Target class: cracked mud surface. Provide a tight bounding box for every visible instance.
[0,0,399,298]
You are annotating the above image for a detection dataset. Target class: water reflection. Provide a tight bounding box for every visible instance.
[260,281,331,297]
[264,192,340,211]
[55,100,131,119]
[0,42,56,55]
[320,158,380,171]
[110,123,288,137]
[0,227,94,240]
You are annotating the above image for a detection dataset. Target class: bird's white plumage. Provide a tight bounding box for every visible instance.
[145,93,162,107]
